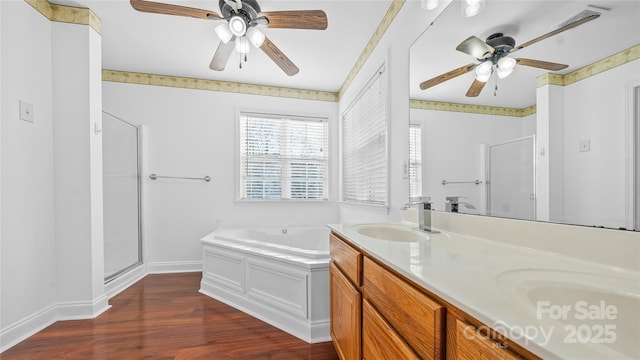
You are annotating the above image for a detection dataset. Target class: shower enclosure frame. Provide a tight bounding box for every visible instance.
[634,84,640,231]
[485,135,537,221]
[103,111,143,283]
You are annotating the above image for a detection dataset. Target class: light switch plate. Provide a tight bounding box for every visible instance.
[19,100,34,123]
[579,139,591,152]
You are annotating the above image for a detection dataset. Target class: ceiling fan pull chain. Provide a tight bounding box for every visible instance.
[494,75,498,96]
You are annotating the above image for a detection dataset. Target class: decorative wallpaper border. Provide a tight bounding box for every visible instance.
[102,70,339,102]
[24,0,101,33]
[23,0,404,102]
[410,99,536,117]
[338,0,406,99]
[537,44,639,87]
[413,44,639,116]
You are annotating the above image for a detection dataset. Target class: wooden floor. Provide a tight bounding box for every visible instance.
[2,273,339,359]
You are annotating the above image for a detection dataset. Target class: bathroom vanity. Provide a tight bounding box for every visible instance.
[329,231,533,360]
[327,214,640,360]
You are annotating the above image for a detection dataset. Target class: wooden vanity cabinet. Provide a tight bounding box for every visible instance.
[329,232,538,360]
[363,257,445,359]
[362,299,419,360]
[329,234,362,360]
[453,319,523,360]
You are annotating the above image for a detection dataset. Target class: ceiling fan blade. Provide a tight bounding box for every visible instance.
[466,79,486,97]
[511,14,600,52]
[260,36,299,76]
[419,63,477,90]
[258,10,328,30]
[130,0,222,20]
[210,40,235,71]
[456,36,494,59]
[516,58,568,71]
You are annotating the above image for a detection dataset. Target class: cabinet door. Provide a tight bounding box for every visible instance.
[330,262,361,360]
[363,257,445,359]
[362,299,419,360]
[455,320,522,360]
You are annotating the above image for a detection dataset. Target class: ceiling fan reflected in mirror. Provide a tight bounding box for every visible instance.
[130,0,328,76]
[419,11,600,97]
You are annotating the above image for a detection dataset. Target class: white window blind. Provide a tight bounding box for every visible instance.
[409,124,423,199]
[239,112,328,200]
[342,64,388,205]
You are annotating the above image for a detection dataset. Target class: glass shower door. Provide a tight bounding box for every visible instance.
[103,111,142,282]
[487,136,536,221]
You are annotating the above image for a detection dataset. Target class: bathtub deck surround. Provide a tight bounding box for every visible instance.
[328,214,640,359]
[199,226,331,343]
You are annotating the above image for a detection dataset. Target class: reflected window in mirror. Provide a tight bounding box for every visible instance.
[409,124,423,199]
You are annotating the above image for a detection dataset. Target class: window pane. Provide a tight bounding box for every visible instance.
[239,113,328,200]
[409,124,422,199]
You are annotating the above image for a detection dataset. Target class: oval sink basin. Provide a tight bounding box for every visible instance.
[351,223,429,242]
[497,269,640,358]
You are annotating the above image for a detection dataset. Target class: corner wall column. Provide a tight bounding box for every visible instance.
[535,77,565,222]
[52,21,108,318]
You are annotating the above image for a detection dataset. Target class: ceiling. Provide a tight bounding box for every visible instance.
[50,0,394,93]
[410,0,640,108]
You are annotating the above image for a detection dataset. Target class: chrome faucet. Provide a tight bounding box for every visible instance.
[445,196,460,213]
[417,198,439,233]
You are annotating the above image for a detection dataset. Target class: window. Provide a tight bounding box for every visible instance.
[342,64,388,205]
[239,112,328,200]
[409,124,423,199]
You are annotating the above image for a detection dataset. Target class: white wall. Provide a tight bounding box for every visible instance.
[1,0,57,341]
[562,59,640,229]
[337,0,451,224]
[103,82,340,270]
[411,108,531,214]
[52,21,107,312]
[1,2,107,351]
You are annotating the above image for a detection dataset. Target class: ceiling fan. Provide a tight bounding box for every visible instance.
[419,12,600,97]
[130,0,328,76]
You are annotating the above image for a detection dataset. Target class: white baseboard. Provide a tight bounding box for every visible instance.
[1,296,111,354]
[1,265,200,354]
[105,265,147,299]
[147,260,202,274]
[56,294,111,321]
[0,304,57,353]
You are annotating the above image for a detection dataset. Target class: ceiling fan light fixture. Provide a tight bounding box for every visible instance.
[247,27,265,48]
[229,16,247,37]
[462,0,485,18]
[215,23,233,44]
[475,61,492,82]
[235,36,251,54]
[421,0,440,10]
[496,56,516,79]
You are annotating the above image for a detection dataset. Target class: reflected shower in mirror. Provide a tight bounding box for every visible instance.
[409,0,640,230]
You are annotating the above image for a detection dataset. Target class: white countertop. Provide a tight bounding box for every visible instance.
[328,222,640,360]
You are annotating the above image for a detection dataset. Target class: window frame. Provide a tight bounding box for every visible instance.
[236,110,330,202]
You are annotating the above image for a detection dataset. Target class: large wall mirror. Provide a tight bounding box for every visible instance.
[409,0,640,231]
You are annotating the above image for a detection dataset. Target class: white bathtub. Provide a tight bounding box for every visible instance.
[199,226,331,343]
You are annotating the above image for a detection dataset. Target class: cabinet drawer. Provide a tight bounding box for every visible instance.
[363,299,419,360]
[455,320,522,360]
[330,234,362,286]
[363,257,445,359]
